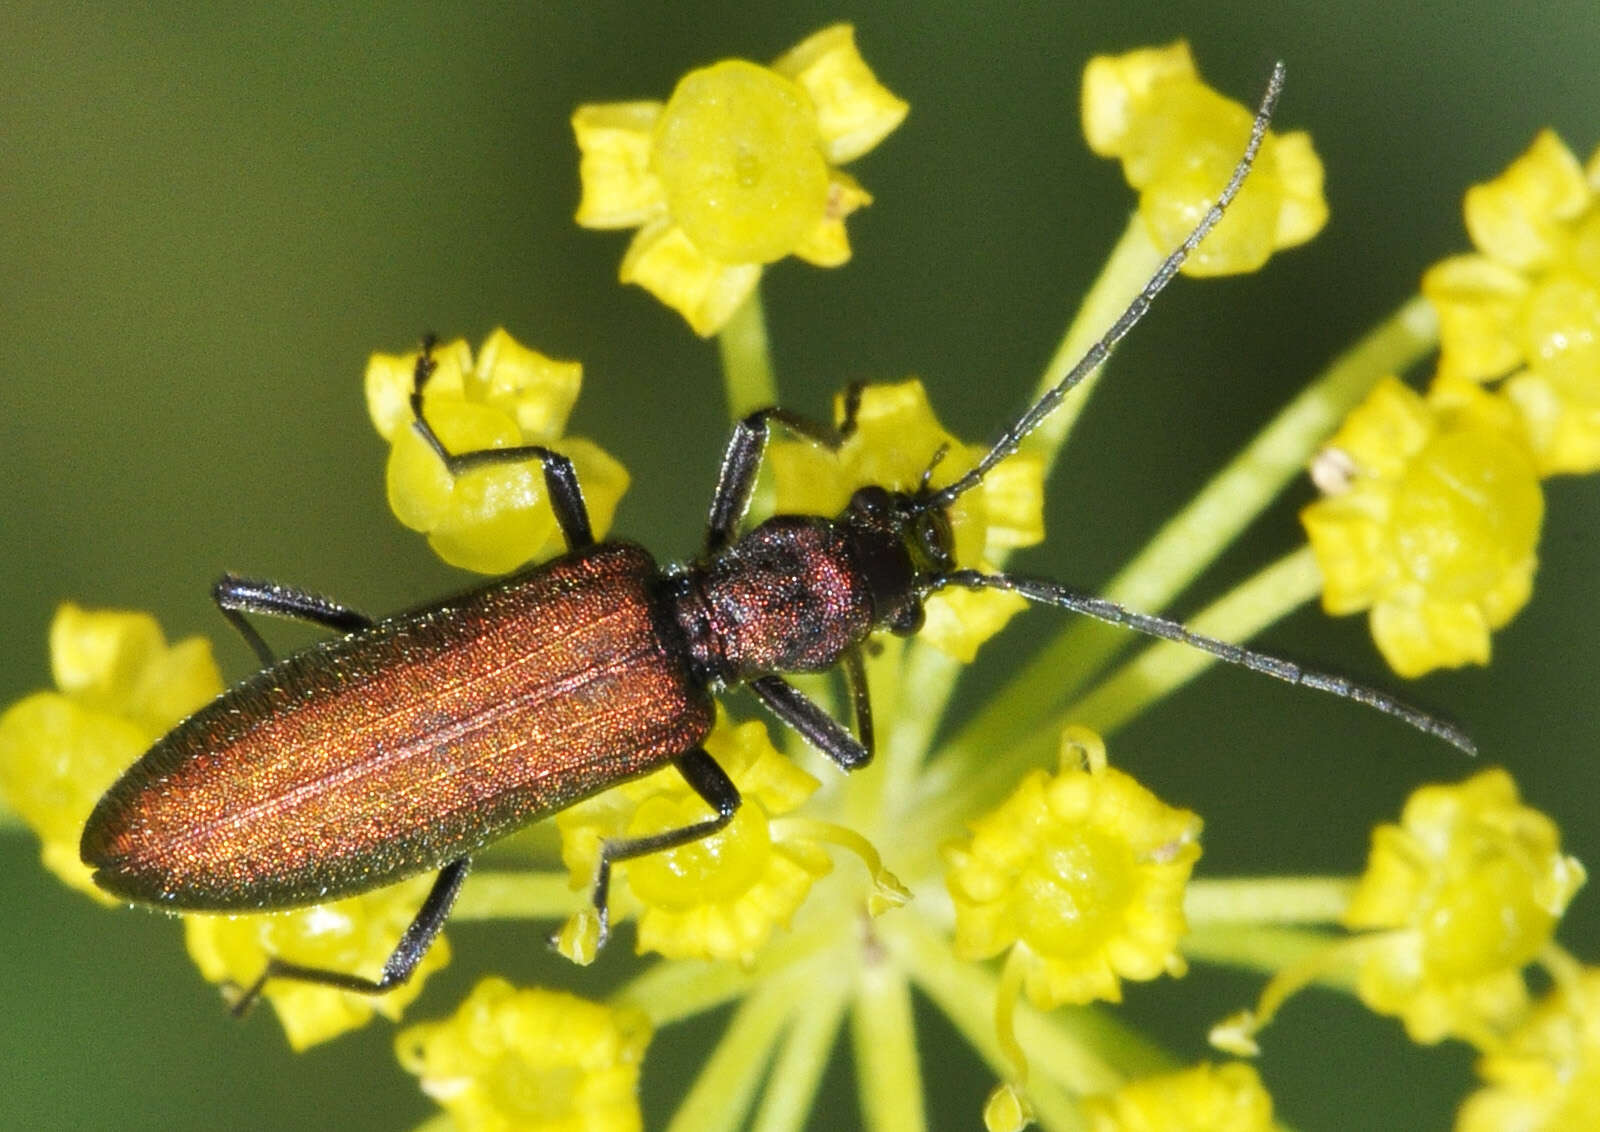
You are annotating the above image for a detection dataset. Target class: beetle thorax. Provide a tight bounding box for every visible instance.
[673,513,918,684]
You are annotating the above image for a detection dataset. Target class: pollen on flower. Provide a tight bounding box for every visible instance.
[1081,42,1327,276]
[765,379,1044,660]
[1457,967,1600,1132]
[1300,376,1544,677]
[555,713,832,964]
[366,328,629,574]
[1342,769,1586,1046]
[397,977,651,1132]
[1082,1062,1275,1132]
[1422,130,1600,474]
[942,727,1202,1009]
[0,604,221,899]
[185,874,452,1050]
[573,23,906,335]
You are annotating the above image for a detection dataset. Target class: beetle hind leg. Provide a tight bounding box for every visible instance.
[225,857,470,1018]
[581,748,740,951]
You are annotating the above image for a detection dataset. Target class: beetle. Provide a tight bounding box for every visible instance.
[80,63,1472,1016]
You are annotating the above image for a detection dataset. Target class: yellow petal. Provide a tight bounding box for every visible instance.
[791,169,872,267]
[1271,130,1329,249]
[772,24,908,165]
[1081,42,1198,158]
[1465,130,1590,272]
[572,101,667,229]
[1422,254,1532,382]
[618,219,762,337]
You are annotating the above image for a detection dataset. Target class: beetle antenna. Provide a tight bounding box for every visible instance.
[930,569,1477,757]
[921,60,1286,513]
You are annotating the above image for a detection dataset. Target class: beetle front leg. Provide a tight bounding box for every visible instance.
[212,574,375,666]
[226,856,471,1017]
[704,384,864,554]
[409,335,594,551]
[584,748,740,950]
[750,673,872,771]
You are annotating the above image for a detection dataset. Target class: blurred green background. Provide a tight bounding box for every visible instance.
[2,3,1596,1129]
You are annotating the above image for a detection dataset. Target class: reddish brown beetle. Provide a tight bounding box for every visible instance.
[80,64,1471,1016]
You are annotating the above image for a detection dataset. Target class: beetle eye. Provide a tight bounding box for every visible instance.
[887,602,925,636]
[848,485,891,519]
[914,511,954,571]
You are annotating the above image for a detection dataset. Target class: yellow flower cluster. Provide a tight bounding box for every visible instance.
[186,875,451,1051]
[1343,769,1585,1046]
[1301,378,1543,676]
[1305,131,1600,676]
[1083,1062,1275,1132]
[1425,130,1600,475]
[1082,42,1326,276]
[574,24,907,335]
[943,727,1201,1008]
[556,714,831,964]
[0,604,221,898]
[397,977,651,1132]
[366,328,628,574]
[767,379,1044,659]
[1458,966,1600,1132]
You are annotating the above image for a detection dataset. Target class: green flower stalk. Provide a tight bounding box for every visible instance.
[3,25,1598,1132]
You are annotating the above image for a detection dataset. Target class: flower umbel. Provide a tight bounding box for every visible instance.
[397,977,651,1132]
[1422,130,1600,474]
[573,24,906,335]
[1082,41,1326,276]
[1301,376,1544,676]
[367,328,628,574]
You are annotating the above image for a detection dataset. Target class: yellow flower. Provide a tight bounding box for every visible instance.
[366,328,628,574]
[1343,770,1585,1046]
[397,977,651,1132]
[556,714,832,964]
[1081,42,1327,276]
[1457,968,1600,1132]
[766,379,1043,660]
[943,727,1201,1008]
[0,603,221,899]
[1300,376,1544,677]
[573,24,907,335]
[1083,1062,1275,1132]
[1422,131,1600,474]
[185,875,452,1050]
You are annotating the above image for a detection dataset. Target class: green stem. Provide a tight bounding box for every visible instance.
[1063,545,1322,737]
[1185,876,1356,925]
[852,957,928,1132]
[666,975,800,1132]
[1022,217,1164,472]
[751,984,849,1132]
[931,295,1437,796]
[717,284,777,418]
[1180,923,1351,987]
[922,546,1322,841]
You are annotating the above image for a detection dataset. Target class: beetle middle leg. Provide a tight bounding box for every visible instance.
[211,574,374,666]
[408,335,594,551]
[586,747,740,946]
[226,856,471,1017]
